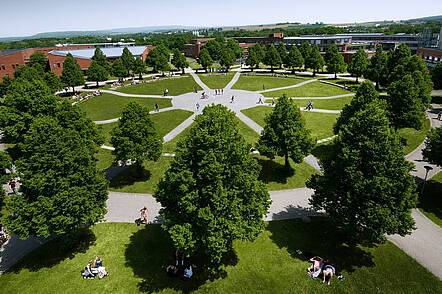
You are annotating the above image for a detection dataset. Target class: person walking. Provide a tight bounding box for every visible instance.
[154,103,159,112]
[196,102,200,111]
[438,111,441,120]
[231,95,234,103]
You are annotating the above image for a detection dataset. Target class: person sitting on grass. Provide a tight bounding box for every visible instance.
[322,264,336,285]
[82,262,96,279]
[307,256,323,279]
[182,263,193,280]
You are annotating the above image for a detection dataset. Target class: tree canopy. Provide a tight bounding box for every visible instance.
[325,44,346,78]
[29,51,48,71]
[87,60,109,86]
[348,48,368,82]
[258,95,314,168]
[306,45,324,76]
[147,44,170,75]
[198,48,213,72]
[121,47,135,76]
[226,39,242,59]
[245,45,261,71]
[366,45,388,90]
[308,100,417,245]
[112,58,128,81]
[61,53,84,92]
[219,48,235,71]
[111,102,162,169]
[171,48,189,74]
[155,105,270,263]
[284,45,304,73]
[432,62,442,89]
[132,58,146,79]
[264,45,282,72]
[423,128,442,167]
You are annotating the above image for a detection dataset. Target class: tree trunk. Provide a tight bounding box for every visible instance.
[271,65,274,73]
[139,73,142,80]
[284,154,290,169]
[334,72,337,79]
[375,81,379,90]
[96,81,99,87]
[313,70,316,77]
[182,68,185,75]
[72,86,75,94]
[356,76,359,83]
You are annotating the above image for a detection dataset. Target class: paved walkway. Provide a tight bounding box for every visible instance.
[80,88,173,99]
[95,106,177,125]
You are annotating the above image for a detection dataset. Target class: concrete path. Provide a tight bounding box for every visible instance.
[189,71,210,92]
[163,113,197,143]
[225,71,241,89]
[299,108,341,114]
[80,88,173,99]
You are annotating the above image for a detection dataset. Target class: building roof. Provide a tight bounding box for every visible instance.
[284,35,351,40]
[49,46,148,60]
[0,49,26,56]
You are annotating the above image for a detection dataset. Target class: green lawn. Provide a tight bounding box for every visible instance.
[234,116,260,146]
[241,106,338,140]
[232,75,307,91]
[198,73,234,89]
[263,81,351,98]
[78,93,172,121]
[398,118,431,155]
[267,96,353,110]
[2,220,440,294]
[116,75,202,96]
[98,110,193,145]
[419,171,442,227]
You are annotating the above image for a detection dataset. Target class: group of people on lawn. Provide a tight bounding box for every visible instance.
[307,256,340,285]
[166,250,193,280]
[82,256,108,279]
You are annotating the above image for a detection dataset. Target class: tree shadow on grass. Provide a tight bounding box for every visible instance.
[267,218,374,273]
[256,158,295,185]
[419,180,442,222]
[311,144,335,163]
[7,228,96,273]
[109,165,151,189]
[125,225,237,293]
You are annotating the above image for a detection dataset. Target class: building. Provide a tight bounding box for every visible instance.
[417,48,442,67]
[183,38,212,58]
[335,33,419,52]
[47,45,154,76]
[0,44,154,82]
[283,35,351,52]
[0,44,93,82]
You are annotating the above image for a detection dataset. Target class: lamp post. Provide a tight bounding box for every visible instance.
[420,165,434,196]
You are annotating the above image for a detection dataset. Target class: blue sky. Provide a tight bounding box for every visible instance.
[0,0,441,37]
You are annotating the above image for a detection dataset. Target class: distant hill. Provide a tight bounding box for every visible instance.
[0,25,202,43]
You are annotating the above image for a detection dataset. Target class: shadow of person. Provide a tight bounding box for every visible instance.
[125,225,237,293]
[7,228,96,273]
[267,218,374,273]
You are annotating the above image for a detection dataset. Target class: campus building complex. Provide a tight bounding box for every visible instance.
[0,43,154,82]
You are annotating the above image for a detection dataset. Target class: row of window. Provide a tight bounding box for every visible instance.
[423,55,441,63]
[0,64,20,71]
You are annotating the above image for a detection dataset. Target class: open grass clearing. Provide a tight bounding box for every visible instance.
[78,93,171,121]
[232,74,308,91]
[263,81,351,98]
[266,96,352,110]
[419,171,442,228]
[398,118,431,155]
[197,72,234,89]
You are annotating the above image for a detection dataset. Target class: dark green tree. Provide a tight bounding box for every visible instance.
[92,48,108,66]
[277,43,288,68]
[155,105,270,263]
[61,53,84,93]
[171,48,189,74]
[44,72,62,93]
[258,95,314,168]
[284,45,304,73]
[325,44,346,78]
[111,102,162,170]
[4,116,108,239]
[307,45,325,76]
[121,47,135,76]
[254,44,265,63]
[387,44,411,81]
[29,51,48,71]
[198,48,213,73]
[367,45,388,90]
[112,58,128,82]
[348,48,368,82]
[0,75,12,97]
[308,100,417,244]
[432,62,442,89]
[87,60,109,87]
[264,45,282,72]
[423,128,442,167]
[147,44,170,75]
[226,39,242,59]
[334,81,379,134]
[204,39,223,61]
[132,58,146,79]
[387,74,424,130]
[245,46,260,71]
[219,48,235,72]
[299,42,312,70]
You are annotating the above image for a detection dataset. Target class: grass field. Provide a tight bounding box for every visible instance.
[198,73,234,89]
[232,75,307,91]
[419,171,442,227]
[98,110,193,146]
[267,96,353,110]
[263,81,351,98]
[116,75,202,96]
[2,220,440,294]
[241,106,338,140]
[398,118,431,155]
[78,93,171,121]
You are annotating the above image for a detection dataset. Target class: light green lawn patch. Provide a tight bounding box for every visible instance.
[241,106,337,140]
[2,221,440,294]
[398,118,431,155]
[232,75,307,91]
[78,93,171,121]
[198,73,234,89]
[95,148,114,171]
[266,96,353,110]
[419,171,442,227]
[263,81,351,98]
[116,75,201,96]
[98,110,193,146]
[234,116,260,146]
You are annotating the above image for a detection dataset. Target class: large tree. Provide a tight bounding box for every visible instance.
[219,48,235,72]
[264,45,282,72]
[325,44,346,78]
[334,81,379,134]
[87,60,109,87]
[258,95,314,168]
[112,58,128,82]
[348,48,368,83]
[29,51,48,71]
[366,45,388,90]
[432,62,442,89]
[61,53,84,93]
[121,47,135,76]
[4,116,107,239]
[147,44,170,75]
[155,105,270,263]
[306,45,325,76]
[284,45,304,73]
[226,39,242,59]
[308,100,417,245]
[277,43,288,68]
[132,58,146,80]
[92,48,109,69]
[387,74,424,130]
[111,102,162,170]
[299,42,312,70]
[245,46,260,71]
[423,128,442,167]
[204,39,223,61]
[171,48,189,75]
[198,48,213,73]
